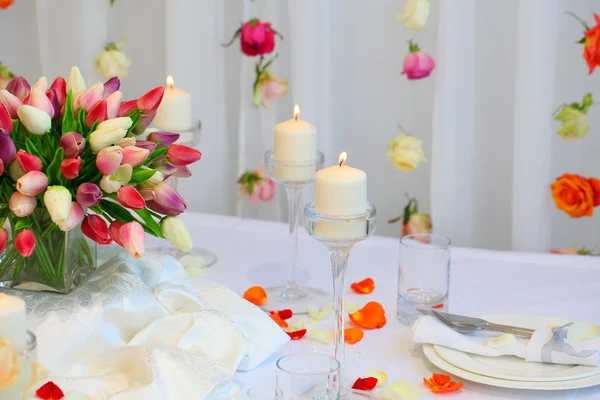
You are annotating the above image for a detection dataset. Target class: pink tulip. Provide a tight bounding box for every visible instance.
[49,77,67,106]
[105,90,123,119]
[0,159,4,176]
[76,183,102,207]
[77,82,104,112]
[108,220,125,247]
[33,76,48,92]
[118,99,137,117]
[152,182,187,215]
[45,89,61,119]
[134,140,156,153]
[9,192,37,217]
[58,202,85,231]
[6,76,31,101]
[15,229,36,257]
[117,137,136,148]
[137,184,154,201]
[116,186,146,209]
[15,150,42,172]
[166,144,202,166]
[81,215,112,245]
[132,112,155,134]
[103,77,121,98]
[120,221,145,259]
[60,157,82,180]
[121,146,149,167]
[148,131,180,147]
[96,146,123,175]
[60,132,86,157]
[0,89,23,118]
[0,227,7,254]
[16,171,48,196]
[86,99,107,128]
[137,86,165,115]
[402,40,435,80]
[0,133,16,164]
[0,103,11,133]
[27,85,55,118]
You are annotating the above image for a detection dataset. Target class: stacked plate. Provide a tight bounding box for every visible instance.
[422,314,600,390]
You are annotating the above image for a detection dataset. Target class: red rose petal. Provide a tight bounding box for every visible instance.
[36,381,65,400]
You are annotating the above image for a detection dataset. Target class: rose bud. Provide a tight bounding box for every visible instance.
[45,89,61,119]
[66,66,86,96]
[58,202,85,232]
[9,192,37,217]
[0,102,12,133]
[96,146,123,175]
[17,105,51,135]
[402,40,435,80]
[49,76,67,106]
[76,183,102,207]
[0,133,16,164]
[15,150,42,172]
[147,131,180,147]
[105,90,123,119]
[103,77,121,98]
[166,144,202,166]
[120,221,145,259]
[6,76,31,101]
[137,86,165,115]
[27,85,54,118]
[0,227,8,254]
[240,19,276,56]
[16,171,48,196]
[121,146,150,167]
[108,220,125,247]
[77,82,104,112]
[161,216,193,251]
[0,89,23,118]
[152,182,187,215]
[81,215,112,245]
[60,132,85,157]
[15,229,36,257]
[134,140,156,153]
[118,99,137,117]
[44,185,72,225]
[117,137,136,148]
[116,186,146,209]
[86,99,108,128]
[60,157,82,180]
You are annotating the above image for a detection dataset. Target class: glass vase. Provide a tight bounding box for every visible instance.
[0,207,97,294]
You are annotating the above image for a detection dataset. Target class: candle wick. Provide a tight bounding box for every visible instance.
[294,115,298,122]
[339,161,343,167]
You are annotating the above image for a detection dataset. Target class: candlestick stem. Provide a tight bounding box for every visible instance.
[329,247,350,389]
[282,184,303,298]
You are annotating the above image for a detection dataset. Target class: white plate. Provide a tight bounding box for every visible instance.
[434,314,600,382]
[423,344,600,390]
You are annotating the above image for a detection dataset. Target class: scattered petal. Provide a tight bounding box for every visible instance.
[308,302,335,321]
[431,303,444,309]
[422,373,463,394]
[431,373,451,386]
[431,381,463,393]
[242,286,267,306]
[270,313,289,328]
[345,301,359,313]
[567,322,600,342]
[352,377,378,391]
[345,327,365,344]
[287,329,307,340]
[486,334,517,348]
[384,380,424,400]
[365,369,388,386]
[288,316,312,332]
[308,329,335,345]
[349,302,387,329]
[36,381,65,400]
[351,277,375,294]
[270,309,293,320]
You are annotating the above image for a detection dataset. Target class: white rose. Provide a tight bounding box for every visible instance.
[96,38,132,80]
[386,133,426,172]
[397,0,430,31]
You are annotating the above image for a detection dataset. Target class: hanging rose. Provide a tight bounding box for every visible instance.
[96,38,132,80]
[253,70,288,108]
[0,0,14,9]
[554,93,593,141]
[388,195,432,238]
[238,166,276,203]
[402,40,435,80]
[397,0,430,31]
[550,174,600,218]
[386,131,426,172]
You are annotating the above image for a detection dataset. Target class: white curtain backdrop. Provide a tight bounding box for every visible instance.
[1,0,599,252]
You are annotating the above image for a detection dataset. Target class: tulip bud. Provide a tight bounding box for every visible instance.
[137,86,165,115]
[49,76,67,106]
[6,76,31,101]
[60,132,85,157]
[27,86,55,118]
[97,116,133,131]
[105,90,123,119]
[0,133,17,165]
[166,144,202,166]
[120,221,145,259]
[58,202,85,232]
[148,131,179,146]
[16,171,48,196]
[89,127,127,153]
[45,89,61,119]
[134,113,157,135]
[117,137,136,148]
[118,99,137,117]
[15,229,36,257]
[9,192,37,217]
[134,140,157,153]
[15,150,42,172]
[113,164,132,184]
[77,82,104,112]
[9,162,25,181]
[76,183,102,207]
[86,99,107,128]
[121,146,149,167]
[33,76,48,92]
[108,220,125,247]
[0,228,7,254]
[161,216,193,251]
[146,200,171,215]
[116,186,146,209]
[17,105,51,135]
[96,146,123,175]
[60,157,82,180]
[152,182,187,216]
[103,77,121,98]
[66,66,86,96]
[0,103,11,133]
[81,215,111,245]
[0,89,23,118]
[44,186,72,225]
[137,184,154,200]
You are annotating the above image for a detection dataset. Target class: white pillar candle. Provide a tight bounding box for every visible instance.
[0,294,26,350]
[314,152,367,238]
[153,75,193,133]
[273,105,318,181]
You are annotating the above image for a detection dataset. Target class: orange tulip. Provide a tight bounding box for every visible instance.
[349,302,386,329]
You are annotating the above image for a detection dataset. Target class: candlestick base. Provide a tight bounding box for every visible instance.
[263,285,331,315]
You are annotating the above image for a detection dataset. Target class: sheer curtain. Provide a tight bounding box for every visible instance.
[1,0,598,252]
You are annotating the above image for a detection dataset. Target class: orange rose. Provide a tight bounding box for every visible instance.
[590,177,600,206]
[0,0,14,9]
[550,174,597,218]
[584,13,600,74]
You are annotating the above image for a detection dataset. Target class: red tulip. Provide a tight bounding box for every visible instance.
[116,186,146,209]
[137,86,165,115]
[81,215,112,245]
[60,157,82,180]
[15,229,36,257]
[76,183,102,207]
[120,221,145,259]
[118,99,137,117]
[59,132,85,157]
[0,102,11,133]
[9,192,37,217]
[0,227,7,254]
[148,131,180,147]
[166,144,202,166]
[6,76,31,101]
[49,76,67,106]
[86,99,107,128]
[108,220,125,247]
[0,89,23,118]
[16,171,48,196]
[121,146,149,167]
[15,150,42,172]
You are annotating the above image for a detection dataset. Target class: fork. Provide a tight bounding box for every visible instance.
[430,310,534,338]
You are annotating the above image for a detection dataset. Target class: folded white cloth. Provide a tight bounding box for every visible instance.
[10,252,288,400]
[413,316,600,366]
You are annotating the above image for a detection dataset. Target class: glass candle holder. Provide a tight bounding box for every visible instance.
[276,353,340,400]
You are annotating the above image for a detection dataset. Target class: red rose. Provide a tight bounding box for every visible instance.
[240,19,275,56]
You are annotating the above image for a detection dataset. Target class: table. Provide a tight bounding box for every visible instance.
[170,213,600,400]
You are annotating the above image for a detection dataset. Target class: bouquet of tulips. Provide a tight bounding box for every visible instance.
[0,66,201,292]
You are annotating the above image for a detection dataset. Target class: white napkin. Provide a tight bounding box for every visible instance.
[413,316,600,366]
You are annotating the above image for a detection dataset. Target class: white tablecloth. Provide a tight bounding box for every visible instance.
[168,213,600,400]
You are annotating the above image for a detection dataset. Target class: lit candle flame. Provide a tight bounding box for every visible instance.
[294,104,300,121]
[339,152,347,167]
[166,75,175,89]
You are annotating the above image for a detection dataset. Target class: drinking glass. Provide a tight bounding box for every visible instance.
[397,233,451,323]
[247,385,282,400]
[276,353,341,400]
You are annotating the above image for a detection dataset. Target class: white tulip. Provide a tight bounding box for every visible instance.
[113,164,132,185]
[33,76,48,91]
[44,186,72,225]
[89,127,127,153]
[66,66,86,96]
[161,217,193,252]
[17,105,51,135]
[97,117,133,131]
[100,174,121,193]
[397,0,430,31]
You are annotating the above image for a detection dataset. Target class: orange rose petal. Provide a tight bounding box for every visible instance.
[432,373,451,386]
[270,313,289,328]
[243,286,267,306]
[431,381,463,393]
[423,378,435,387]
[350,278,375,294]
[589,177,600,206]
[344,327,364,344]
[286,329,307,340]
[349,301,386,329]
[423,374,463,393]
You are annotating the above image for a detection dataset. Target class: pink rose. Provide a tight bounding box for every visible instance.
[240,19,276,56]
[253,71,288,108]
[238,166,276,204]
[402,40,435,80]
